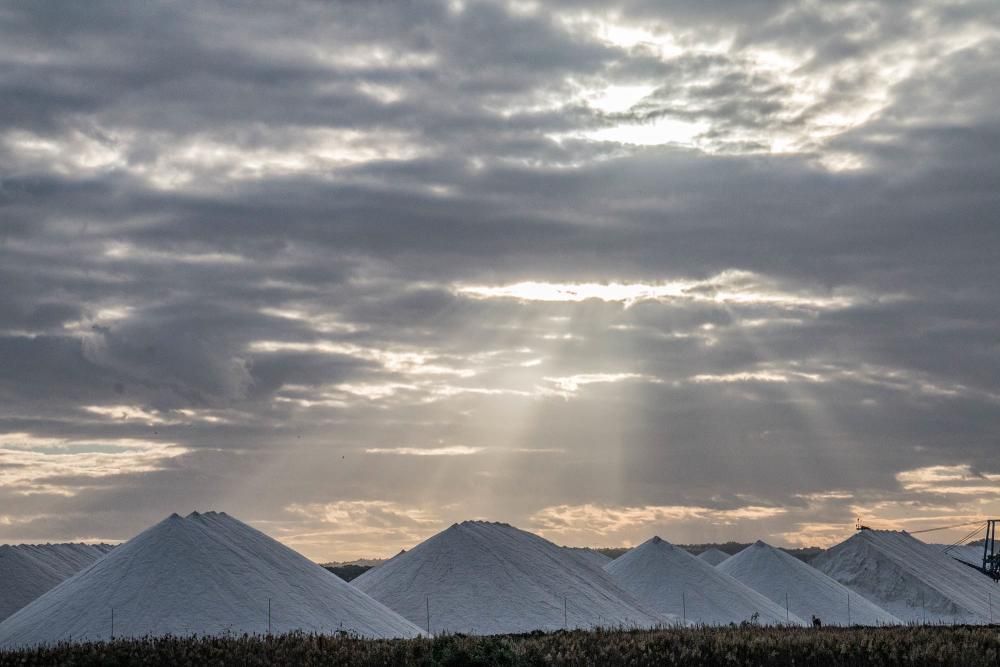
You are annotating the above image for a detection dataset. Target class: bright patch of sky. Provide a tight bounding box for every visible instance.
[365,446,484,456]
[456,271,856,310]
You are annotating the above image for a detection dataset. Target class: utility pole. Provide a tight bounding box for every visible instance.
[682,591,686,624]
[785,592,789,623]
[847,593,851,626]
[268,598,271,634]
[984,521,1000,581]
[426,596,431,635]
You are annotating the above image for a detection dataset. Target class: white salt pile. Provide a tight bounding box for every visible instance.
[604,537,805,626]
[353,520,673,635]
[934,543,986,569]
[696,548,730,566]
[563,546,613,569]
[0,543,114,621]
[0,511,420,648]
[718,541,899,626]
[812,530,998,624]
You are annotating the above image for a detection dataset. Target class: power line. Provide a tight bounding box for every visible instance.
[943,523,987,553]
[910,520,986,535]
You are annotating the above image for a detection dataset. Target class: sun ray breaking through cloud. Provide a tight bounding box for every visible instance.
[0,0,997,558]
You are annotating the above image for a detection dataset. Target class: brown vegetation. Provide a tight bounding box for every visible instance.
[3,625,1000,666]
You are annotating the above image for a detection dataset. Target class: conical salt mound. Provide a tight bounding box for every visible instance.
[0,543,114,621]
[696,548,730,566]
[604,536,805,626]
[811,530,995,624]
[0,512,420,648]
[353,521,673,635]
[718,541,899,626]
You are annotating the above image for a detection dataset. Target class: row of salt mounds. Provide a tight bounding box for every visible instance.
[696,548,731,566]
[353,521,674,635]
[0,511,421,648]
[605,537,806,626]
[812,530,998,624]
[0,543,114,621]
[718,541,900,626]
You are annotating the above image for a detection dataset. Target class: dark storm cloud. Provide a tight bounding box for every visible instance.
[0,0,997,555]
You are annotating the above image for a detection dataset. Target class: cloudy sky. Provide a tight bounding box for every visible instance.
[1,0,998,560]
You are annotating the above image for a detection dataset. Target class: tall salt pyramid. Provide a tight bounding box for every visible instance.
[812,530,996,624]
[0,511,420,647]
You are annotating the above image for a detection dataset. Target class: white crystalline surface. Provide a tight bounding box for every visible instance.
[934,543,987,569]
[562,546,613,569]
[696,548,731,566]
[718,541,899,626]
[604,537,806,626]
[812,530,999,624]
[0,543,114,621]
[353,521,674,635]
[0,512,420,648]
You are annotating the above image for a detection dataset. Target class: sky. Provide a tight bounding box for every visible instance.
[1,0,999,561]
